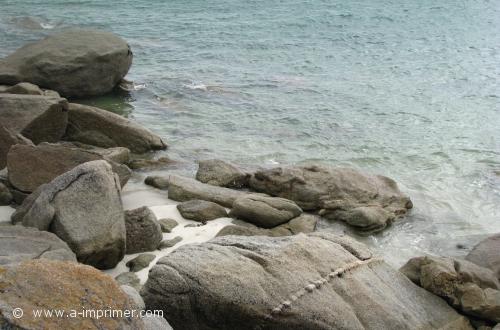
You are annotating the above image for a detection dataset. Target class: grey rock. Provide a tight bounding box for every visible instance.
[121,285,146,310]
[65,103,166,153]
[196,159,250,188]
[467,233,500,281]
[145,176,170,190]
[250,164,412,233]
[7,143,131,192]
[141,233,472,330]
[59,141,131,164]
[0,224,76,265]
[142,315,173,330]
[116,272,141,292]
[0,94,68,144]
[230,194,302,228]
[0,182,13,205]
[0,30,132,98]
[11,160,125,269]
[129,157,175,170]
[177,200,228,222]
[2,82,44,95]
[125,206,163,254]
[159,236,183,249]
[0,124,33,169]
[401,256,500,323]
[158,218,178,233]
[167,174,249,207]
[126,253,156,272]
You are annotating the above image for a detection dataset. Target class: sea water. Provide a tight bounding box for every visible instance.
[1,0,499,265]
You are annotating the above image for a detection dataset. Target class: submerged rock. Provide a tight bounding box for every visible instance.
[141,233,471,330]
[126,253,156,272]
[401,255,500,323]
[0,94,68,144]
[11,160,125,269]
[249,164,412,233]
[0,259,143,329]
[7,143,131,192]
[0,30,133,98]
[125,206,163,254]
[0,225,76,265]
[177,200,228,222]
[467,233,500,281]
[65,103,167,153]
[230,195,302,228]
[196,159,250,188]
[0,124,33,169]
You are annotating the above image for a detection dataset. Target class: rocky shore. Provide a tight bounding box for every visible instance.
[1,30,499,329]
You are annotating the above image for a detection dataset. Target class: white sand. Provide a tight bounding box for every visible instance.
[0,206,15,223]
[105,187,233,284]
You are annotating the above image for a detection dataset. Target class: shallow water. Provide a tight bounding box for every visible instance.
[1,0,499,265]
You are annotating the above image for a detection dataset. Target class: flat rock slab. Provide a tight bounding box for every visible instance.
[0,225,76,265]
[230,194,302,228]
[0,259,143,329]
[0,94,68,144]
[11,160,125,269]
[177,200,228,222]
[7,143,131,192]
[125,207,163,254]
[141,233,472,330]
[65,103,166,153]
[0,30,132,98]
[467,233,500,281]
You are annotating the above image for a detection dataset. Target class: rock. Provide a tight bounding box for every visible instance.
[249,164,412,233]
[141,233,472,330]
[230,195,302,228]
[159,236,183,249]
[129,157,175,170]
[0,182,13,205]
[217,214,318,237]
[125,206,163,254]
[158,218,178,233]
[121,285,145,310]
[196,159,250,188]
[59,141,131,164]
[11,160,125,269]
[65,103,166,153]
[167,174,249,207]
[7,143,131,192]
[0,259,143,329]
[145,176,170,189]
[0,30,133,98]
[142,315,173,330]
[2,82,44,95]
[0,124,33,169]
[401,256,500,323]
[116,272,141,291]
[126,253,156,272]
[467,233,500,281]
[0,225,76,265]
[177,200,228,222]
[0,94,68,144]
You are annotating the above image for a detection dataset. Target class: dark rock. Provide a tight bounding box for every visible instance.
[145,176,170,190]
[129,157,175,170]
[141,233,472,330]
[229,194,302,228]
[467,233,500,281]
[0,182,13,205]
[0,124,33,169]
[249,164,412,233]
[158,218,178,233]
[0,30,133,98]
[125,207,163,254]
[11,160,125,269]
[126,253,156,272]
[158,236,183,249]
[65,103,166,153]
[177,200,228,222]
[196,159,250,188]
[116,272,141,292]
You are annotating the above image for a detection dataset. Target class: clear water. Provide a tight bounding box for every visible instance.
[1,0,499,265]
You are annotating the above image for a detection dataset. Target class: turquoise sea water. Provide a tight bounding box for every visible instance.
[1,0,499,264]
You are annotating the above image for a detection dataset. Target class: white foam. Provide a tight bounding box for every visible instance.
[182,82,207,91]
[0,206,15,223]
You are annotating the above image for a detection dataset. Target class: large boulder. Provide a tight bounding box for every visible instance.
[177,200,228,222]
[7,143,131,192]
[0,94,68,144]
[0,259,143,329]
[141,233,472,330]
[249,164,412,233]
[11,160,126,269]
[0,124,33,169]
[401,256,500,323]
[65,103,166,153]
[0,225,76,265]
[125,206,163,254]
[0,30,133,98]
[467,233,500,281]
[230,195,302,228]
[196,159,250,188]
